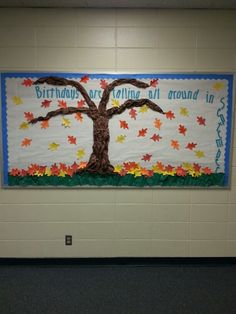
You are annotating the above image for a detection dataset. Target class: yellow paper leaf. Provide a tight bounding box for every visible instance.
[58,170,66,177]
[112,99,120,107]
[180,107,189,117]
[19,122,29,130]
[213,82,224,91]
[45,168,51,176]
[139,105,148,113]
[13,96,23,105]
[195,150,205,158]
[116,135,126,143]
[62,117,71,128]
[48,142,60,151]
[77,148,85,160]
[114,165,123,173]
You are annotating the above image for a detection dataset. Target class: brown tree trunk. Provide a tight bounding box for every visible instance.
[85,115,114,174]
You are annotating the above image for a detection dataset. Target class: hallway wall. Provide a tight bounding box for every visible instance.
[0,8,235,257]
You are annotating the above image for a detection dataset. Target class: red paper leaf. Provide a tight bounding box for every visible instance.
[150,134,162,142]
[50,164,60,176]
[10,168,21,176]
[41,99,52,108]
[203,167,212,175]
[150,79,158,87]
[27,164,39,176]
[178,124,187,136]
[138,128,148,137]
[124,162,139,171]
[100,79,108,89]
[22,79,33,87]
[80,75,89,83]
[24,112,34,122]
[166,111,175,120]
[119,120,129,129]
[129,108,137,120]
[142,154,152,162]
[193,163,201,172]
[59,163,67,172]
[176,166,187,177]
[77,100,85,107]
[197,116,206,126]
[58,100,67,108]
[186,142,197,150]
[165,165,174,172]
[68,135,77,145]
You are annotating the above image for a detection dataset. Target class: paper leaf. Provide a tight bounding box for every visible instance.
[58,100,67,108]
[142,154,152,162]
[77,100,85,107]
[129,108,137,120]
[138,128,148,137]
[100,79,108,89]
[48,142,60,151]
[80,75,89,83]
[75,113,83,122]
[13,96,23,105]
[62,117,71,128]
[19,122,29,130]
[139,105,148,113]
[22,79,33,87]
[21,138,32,147]
[112,99,120,107]
[195,150,205,158]
[166,111,175,120]
[186,142,197,150]
[213,82,224,91]
[41,120,49,129]
[116,135,126,143]
[41,100,52,108]
[77,149,85,159]
[197,116,206,126]
[154,118,162,130]
[24,112,34,122]
[68,135,77,145]
[178,124,187,136]
[150,79,158,87]
[171,140,180,150]
[150,134,162,142]
[119,120,129,129]
[180,107,189,117]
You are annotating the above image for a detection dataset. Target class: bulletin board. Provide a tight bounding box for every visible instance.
[1,72,234,188]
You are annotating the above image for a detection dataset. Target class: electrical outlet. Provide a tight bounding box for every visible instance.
[65,235,72,246]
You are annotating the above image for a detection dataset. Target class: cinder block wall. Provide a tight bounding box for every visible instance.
[0,8,235,257]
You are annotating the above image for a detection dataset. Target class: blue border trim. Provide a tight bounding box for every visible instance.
[1,72,234,81]
[1,73,9,185]
[1,72,234,187]
[224,75,234,186]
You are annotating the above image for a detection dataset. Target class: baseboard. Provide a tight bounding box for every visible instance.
[0,257,236,266]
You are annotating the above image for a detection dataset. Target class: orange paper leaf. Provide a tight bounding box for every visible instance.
[21,138,32,147]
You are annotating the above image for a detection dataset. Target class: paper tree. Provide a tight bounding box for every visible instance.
[30,77,164,174]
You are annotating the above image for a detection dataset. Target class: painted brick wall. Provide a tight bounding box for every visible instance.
[0,8,235,257]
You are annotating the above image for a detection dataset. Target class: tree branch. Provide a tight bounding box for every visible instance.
[29,107,91,124]
[98,79,150,113]
[34,76,97,111]
[107,99,165,118]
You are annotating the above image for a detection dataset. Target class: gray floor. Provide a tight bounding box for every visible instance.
[0,261,236,314]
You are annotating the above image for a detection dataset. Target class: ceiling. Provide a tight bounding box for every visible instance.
[0,0,236,9]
